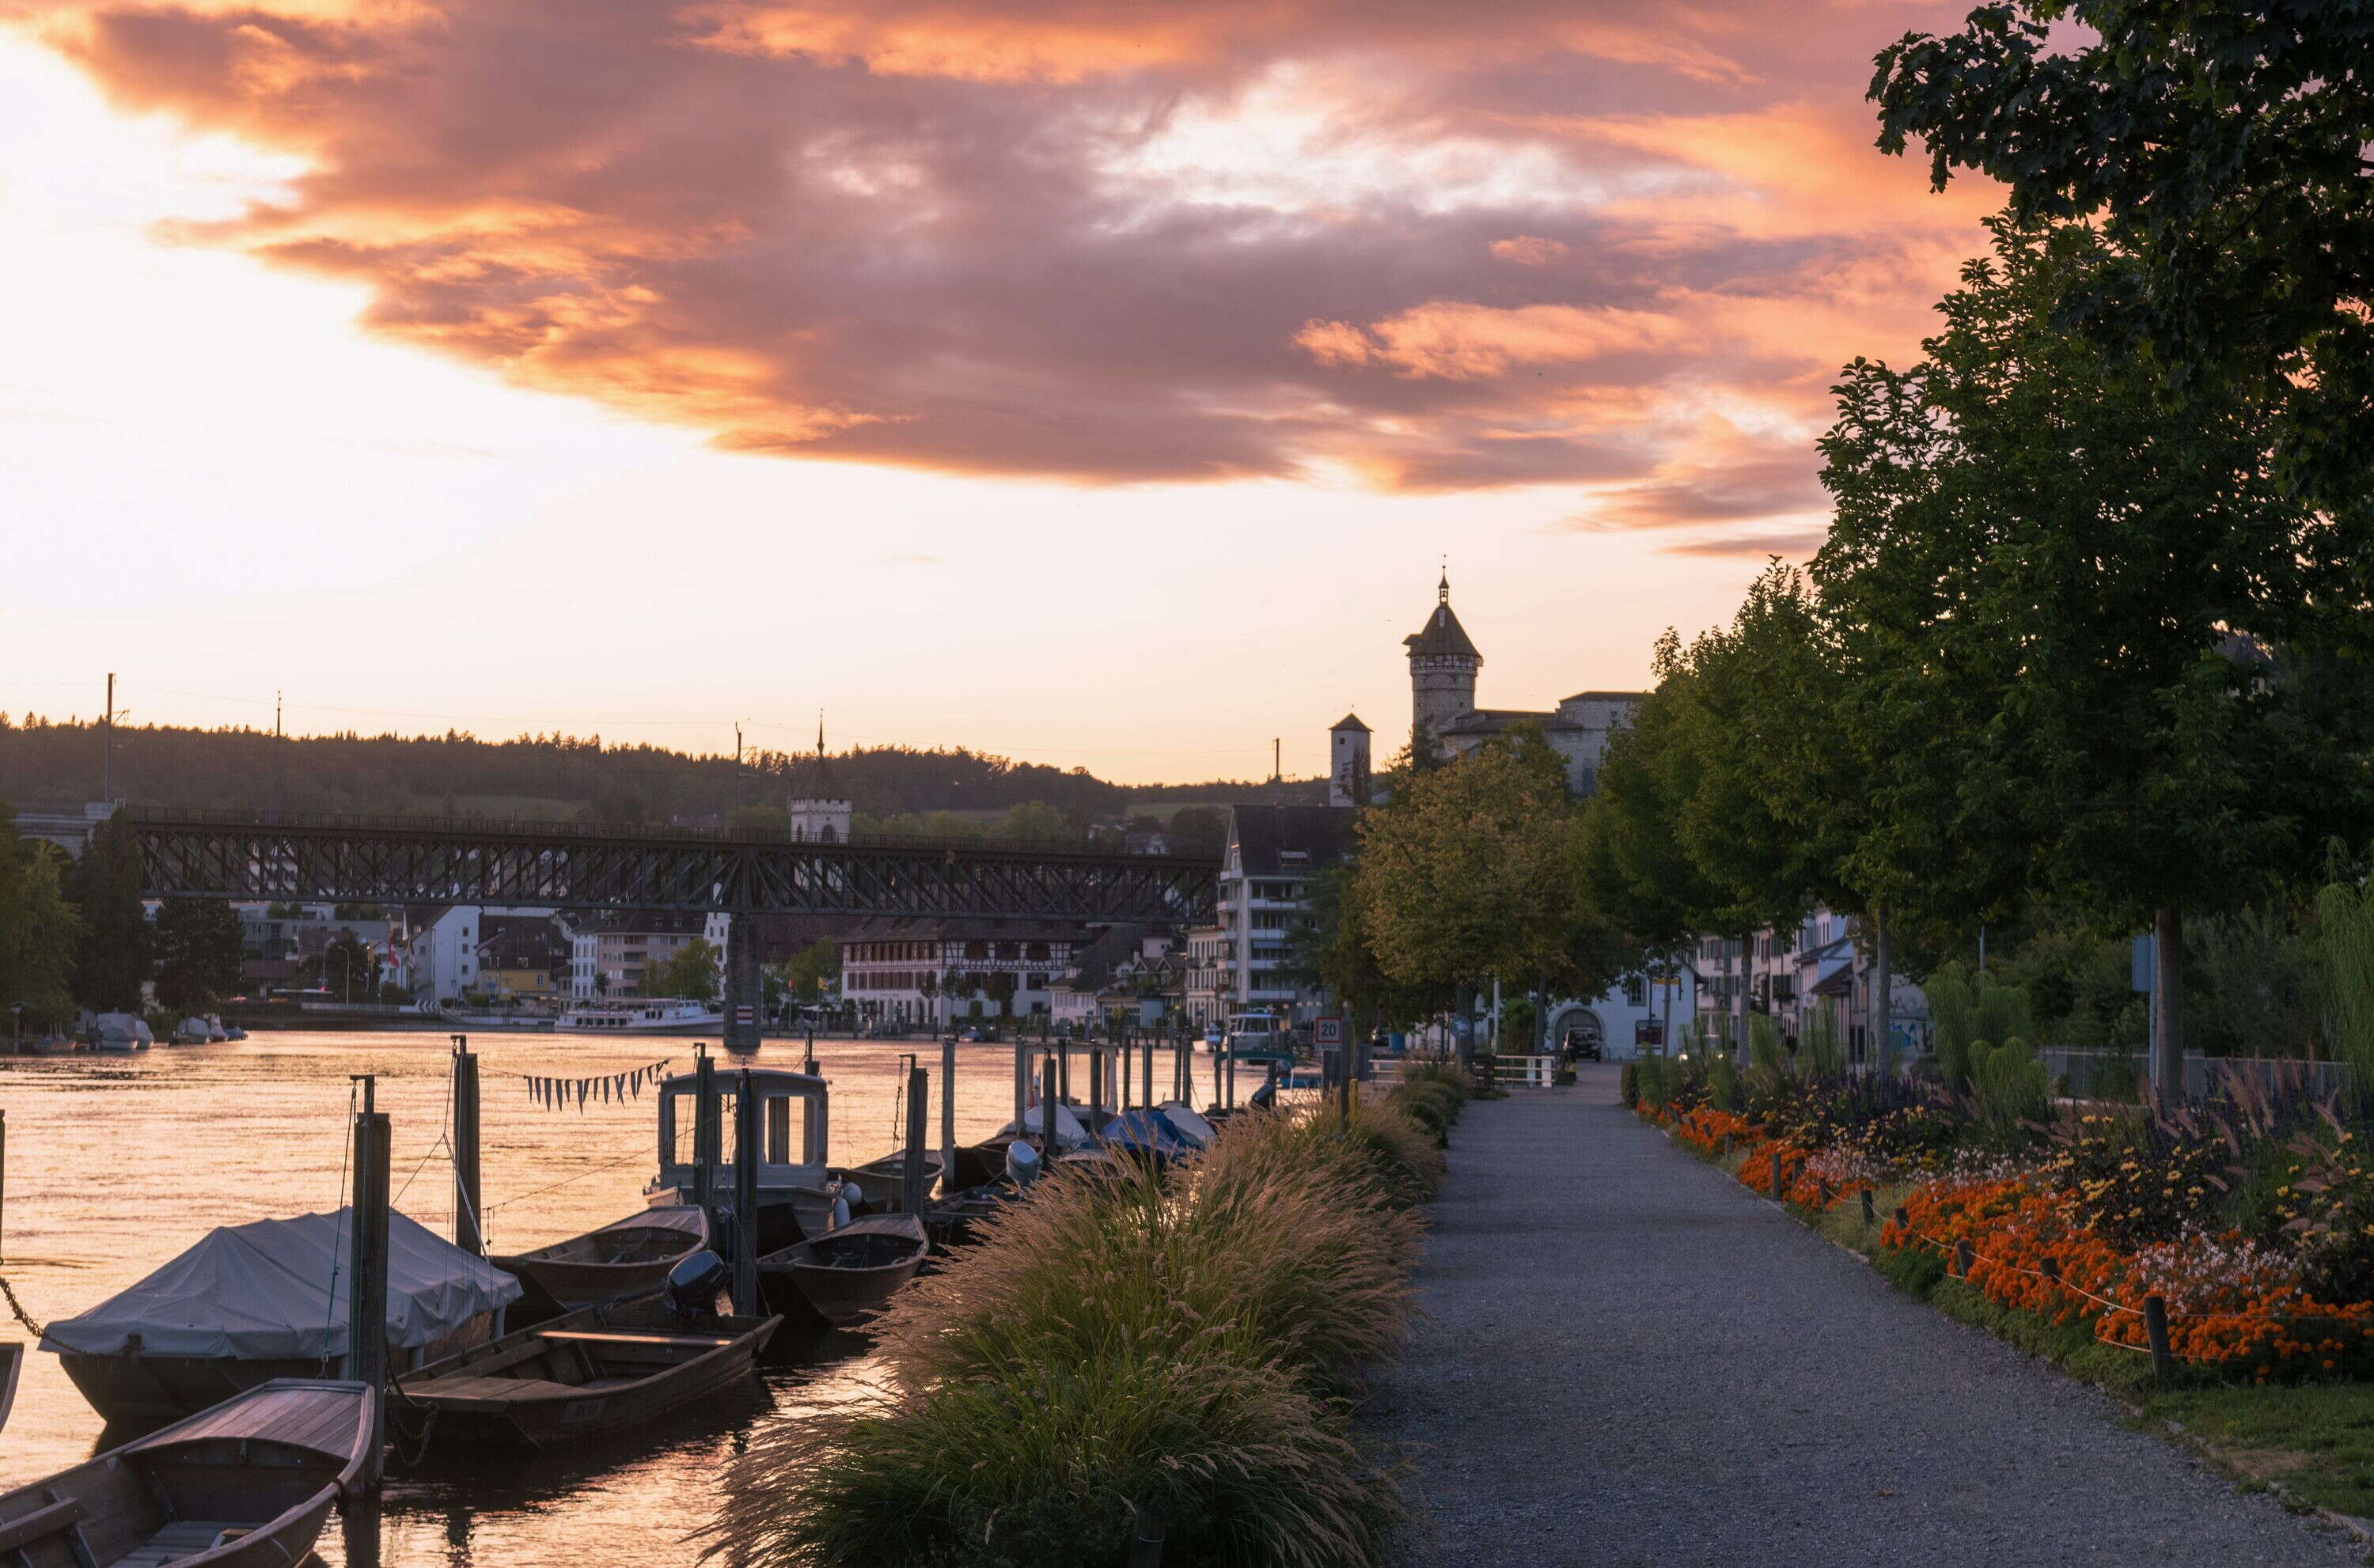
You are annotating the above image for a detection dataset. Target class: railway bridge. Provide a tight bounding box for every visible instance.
[122,807,1220,1049]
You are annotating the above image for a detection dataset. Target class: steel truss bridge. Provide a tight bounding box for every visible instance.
[124,808,1219,1048]
[123,808,1218,923]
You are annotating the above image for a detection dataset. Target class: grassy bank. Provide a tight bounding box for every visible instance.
[705,1062,1471,1566]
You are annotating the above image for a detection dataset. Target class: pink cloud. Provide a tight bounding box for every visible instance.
[21,0,1996,529]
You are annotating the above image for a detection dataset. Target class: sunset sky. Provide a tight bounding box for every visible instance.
[0,0,1995,783]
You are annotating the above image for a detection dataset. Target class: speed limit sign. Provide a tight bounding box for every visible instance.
[1314,1017,1344,1047]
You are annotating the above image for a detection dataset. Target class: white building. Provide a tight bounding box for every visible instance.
[838,920,1081,1026]
[563,910,731,1000]
[1207,804,1349,1025]
[1693,908,1928,1064]
[786,726,854,843]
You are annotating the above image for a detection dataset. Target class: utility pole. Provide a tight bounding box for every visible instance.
[102,672,115,803]
[271,691,284,823]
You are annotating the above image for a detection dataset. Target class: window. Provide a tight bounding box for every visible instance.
[965,941,988,960]
[995,941,1018,961]
[1625,975,1647,1008]
[1026,941,1049,961]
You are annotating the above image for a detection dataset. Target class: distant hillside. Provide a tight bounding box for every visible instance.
[0,716,1324,824]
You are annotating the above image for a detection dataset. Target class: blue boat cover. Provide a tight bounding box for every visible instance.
[1101,1109,1197,1157]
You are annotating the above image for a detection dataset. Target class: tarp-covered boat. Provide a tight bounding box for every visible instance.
[1099,1109,1199,1161]
[44,1208,521,1426]
[0,1379,374,1567]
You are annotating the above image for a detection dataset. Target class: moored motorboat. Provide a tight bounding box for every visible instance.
[491,1206,709,1313]
[44,1208,521,1426]
[1053,1148,1132,1181]
[393,1286,778,1452]
[0,1378,372,1566]
[89,1013,152,1054]
[25,1035,78,1057]
[758,1214,928,1328]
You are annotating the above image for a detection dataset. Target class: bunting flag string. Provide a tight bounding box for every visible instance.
[521,1058,673,1112]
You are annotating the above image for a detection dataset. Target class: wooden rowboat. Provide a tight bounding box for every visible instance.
[491,1206,710,1312]
[393,1297,779,1452]
[0,1377,372,1567]
[834,1151,946,1214]
[757,1215,928,1328]
[0,1342,21,1436]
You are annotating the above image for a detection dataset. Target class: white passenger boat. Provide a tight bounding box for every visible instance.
[557,998,725,1033]
[89,1013,152,1053]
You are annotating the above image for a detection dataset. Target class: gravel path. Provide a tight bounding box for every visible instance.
[1370,1065,2366,1566]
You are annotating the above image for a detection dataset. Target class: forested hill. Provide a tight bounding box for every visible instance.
[0,716,1319,823]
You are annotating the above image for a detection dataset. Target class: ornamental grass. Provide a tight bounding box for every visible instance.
[704,1106,1424,1567]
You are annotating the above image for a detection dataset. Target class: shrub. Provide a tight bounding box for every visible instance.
[2043,1111,2227,1248]
[1969,1037,2050,1149]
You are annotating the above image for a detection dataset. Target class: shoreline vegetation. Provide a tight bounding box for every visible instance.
[700,1062,1471,1566]
[1627,1051,2374,1521]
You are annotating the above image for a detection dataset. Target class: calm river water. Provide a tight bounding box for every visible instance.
[0,1029,1039,1565]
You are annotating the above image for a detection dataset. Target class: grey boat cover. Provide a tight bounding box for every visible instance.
[41,1208,522,1361]
[999,1100,1091,1151]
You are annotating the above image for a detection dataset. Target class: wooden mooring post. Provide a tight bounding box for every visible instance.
[903,1066,929,1215]
[1088,1048,1105,1137]
[941,1036,958,1199]
[692,1048,719,1218]
[349,1074,390,1490]
[734,1070,761,1314]
[450,1036,483,1256]
[1041,1058,1061,1165]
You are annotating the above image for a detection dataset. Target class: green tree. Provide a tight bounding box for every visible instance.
[999,801,1067,843]
[0,807,85,1030]
[1871,3,2374,542]
[295,932,381,1002]
[1283,863,1447,1029]
[647,937,722,1003]
[1166,806,1227,859]
[1350,728,1612,1040]
[726,804,789,837]
[67,817,152,1011]
[1814,218,2368,1092]
[784,937,840,1003]
[152,898,245,1013]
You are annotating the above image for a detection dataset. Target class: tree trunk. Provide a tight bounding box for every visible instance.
[1872,902,1892,1075]
[1734,934,1749,1064]
[2154,905,2185,1100]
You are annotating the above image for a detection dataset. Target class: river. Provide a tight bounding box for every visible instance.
[0,1029,1049,1565]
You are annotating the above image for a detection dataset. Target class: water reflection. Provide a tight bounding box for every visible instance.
[0,1031,1019,1566]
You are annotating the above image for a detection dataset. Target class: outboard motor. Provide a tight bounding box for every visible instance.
[665,1249,730,1321]
[1005,1136,1043,1188]
[1249,1075,1279,1110]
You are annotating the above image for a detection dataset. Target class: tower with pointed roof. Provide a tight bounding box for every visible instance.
[1404,569,1480,763]
[787,716,855,844]
[1329,712,1371,807]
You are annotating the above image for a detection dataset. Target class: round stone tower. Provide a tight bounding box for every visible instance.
[1403,570,1480,763]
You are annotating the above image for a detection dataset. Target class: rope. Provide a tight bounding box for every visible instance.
[0,1276,44,1338]
[393,1133,450,1209]
[482,1149,650,1214]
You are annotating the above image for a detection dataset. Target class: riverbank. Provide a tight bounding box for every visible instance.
[1371,1066,2357,1566]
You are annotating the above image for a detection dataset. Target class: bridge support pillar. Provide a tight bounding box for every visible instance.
[723,912,762,1053]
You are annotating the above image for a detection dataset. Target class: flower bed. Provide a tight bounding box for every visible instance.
[1634,1058,2374,1381]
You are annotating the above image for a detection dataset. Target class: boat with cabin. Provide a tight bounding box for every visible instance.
[393,1278,777,1451]
[491,1206,711,1315]
[758,1214,929,1329]
[0,1378,373,1568]
[44,1208,521,1426]
[643,1066,839,1254]
[557,998,724,1034]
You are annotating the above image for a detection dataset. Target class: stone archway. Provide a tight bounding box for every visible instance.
[1548,1005,1605,1058]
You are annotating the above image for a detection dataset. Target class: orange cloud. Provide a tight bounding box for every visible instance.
[20,0,1997,529]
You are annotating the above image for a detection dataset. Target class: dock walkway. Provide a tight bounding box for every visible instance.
[1371,1064,2361,1566]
